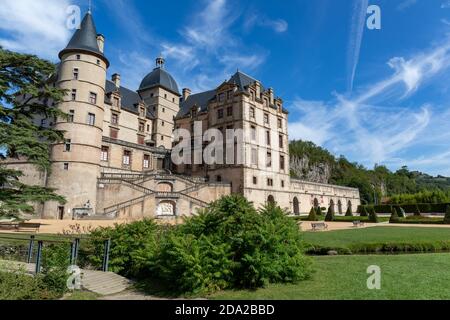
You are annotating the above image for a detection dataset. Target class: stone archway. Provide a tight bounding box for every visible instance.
[347,200,353,213]
[313,198,319,209]
[329,199,335,211]
[293,197,300,215]
[267,195,275,205]
[156,200,176,216]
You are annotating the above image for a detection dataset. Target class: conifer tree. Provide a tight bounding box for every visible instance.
[0,48,66,218]
[389,207,400,223]
[345,205,353,217]
[325,205,335,222]
[308,207,318,221]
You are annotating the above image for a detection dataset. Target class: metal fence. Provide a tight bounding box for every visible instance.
[0,235,111,273]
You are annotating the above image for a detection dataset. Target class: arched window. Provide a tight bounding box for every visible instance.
[293,197,300,215]
[268,195,275,205]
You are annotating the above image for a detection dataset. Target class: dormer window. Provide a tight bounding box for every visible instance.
[113,97,120,108]
[218,92,225,102]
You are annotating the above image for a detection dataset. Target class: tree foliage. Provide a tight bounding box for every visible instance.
[0,48,66,218]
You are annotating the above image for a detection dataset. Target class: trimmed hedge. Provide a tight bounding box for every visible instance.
[305,240,450,255]
[358,203,450,214]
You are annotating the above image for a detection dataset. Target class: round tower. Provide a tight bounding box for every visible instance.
[44,12,109,219]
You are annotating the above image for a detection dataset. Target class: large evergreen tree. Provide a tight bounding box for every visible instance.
[0,48,66,218]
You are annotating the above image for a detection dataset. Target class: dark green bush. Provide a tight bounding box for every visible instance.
[308,207,318,221]
[345,205,353,217]
[389,207,400,223]
[85,219,160,278]
[40,243,71,296]
[360,206,369,217]
[444,205,450,225]
[368,207,379,223]
[154,195,312,295]
[325,205,335,222]
[414,204,421,216]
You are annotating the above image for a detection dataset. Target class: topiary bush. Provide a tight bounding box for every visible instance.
[444,205,450,225]
[368,207,379,223]
[345,205,353,217]
[390,207,400,223]
[325,205,335,222]
[414,204,421,217]
[360,206,369,217]
[154,195,313,295]
[308,207,318,221]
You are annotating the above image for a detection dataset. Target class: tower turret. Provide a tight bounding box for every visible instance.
[44,12,108,219]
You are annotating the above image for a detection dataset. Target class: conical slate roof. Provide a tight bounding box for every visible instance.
[59,12,109,66]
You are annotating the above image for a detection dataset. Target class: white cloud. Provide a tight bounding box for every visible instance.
[0,0,73,60]
[441,1,450,9]
[289,40,450,173]
[397,0,418,11]
[347,0,369,92]
[244,13,288,33]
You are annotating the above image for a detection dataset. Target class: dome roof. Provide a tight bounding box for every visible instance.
[138,57,180,95]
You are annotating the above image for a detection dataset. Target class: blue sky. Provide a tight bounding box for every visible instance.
[1,0,450,176]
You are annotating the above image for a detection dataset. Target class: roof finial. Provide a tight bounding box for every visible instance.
[88,0,92,14]
[156,54,165,69]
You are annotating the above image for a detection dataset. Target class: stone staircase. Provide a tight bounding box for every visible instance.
[82,270,132,295]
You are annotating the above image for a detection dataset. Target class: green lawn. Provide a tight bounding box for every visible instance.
[303,226,450,248]
[212,253,450,300]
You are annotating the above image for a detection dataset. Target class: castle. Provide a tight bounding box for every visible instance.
[4,12,360,220]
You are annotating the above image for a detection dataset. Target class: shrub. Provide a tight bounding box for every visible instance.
[154,196,312,295]
[368,207,379,223]
[444,206,450,225]
[414,204,421,216]
[315,207,322,216]
[39,243,71,297]
[360,206,369,217]
[325,205,335,222]
[85,219,160,278]
[308,207,318,221]
[389,207,400,223]
[345,205,353,217]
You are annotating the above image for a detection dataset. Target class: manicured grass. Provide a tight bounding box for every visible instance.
[211,253,450,300]
[303,226,450,248]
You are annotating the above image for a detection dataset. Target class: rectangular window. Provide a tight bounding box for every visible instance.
[251,126,256,141]
[110,128,118,139]
[267,152,272,167]
[101,146,109,161]
[87,113,95,126]
[250,91,255,101]
[68,110,74,122]
[162,121,165,127]
[266,131,271,146]
[113,97,120,107]
[76,54,81,60]
[73,68,79,80]
[253,176,257,185]
[280,155,285,171]
[111,113,118,125]
[140,107,145,117]
[147,124,150,132]
[64,139,71,152]
[251,148,258,165]
[267,178,273,187]
[217,175,222,182]
[227,90,233,100]
[71,89,76,101]
[139,122,145,132]
[217,109,224,119]
[63,163,69,170]
[250,107,255,119]
[264,113,269,124]
[278,118,282,129]
[281,180,285,188]
[279,135,284,149]
[218,93,225,102]
[89,92,97,104]
[123,150,131,166]
[227,106,233,117]
[143,154,150,169]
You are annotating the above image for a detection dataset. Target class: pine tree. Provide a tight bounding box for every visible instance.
[308,207,318,221]
[369,207,379,223]
[345,205,353,217]
[315,206,322,216]
[325,205,335,222]
[0,48,67,218]
[444,205,450,225]
[414,204,421,217]
[389,207,400,223]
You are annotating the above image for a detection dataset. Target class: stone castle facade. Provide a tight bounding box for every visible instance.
[4,12,360,220]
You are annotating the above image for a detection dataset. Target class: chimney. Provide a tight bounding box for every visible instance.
[96,34,105,53]
[112,73,121,88]
[182,88,191,101]
[255,81,261,99]
[268,88,274,105]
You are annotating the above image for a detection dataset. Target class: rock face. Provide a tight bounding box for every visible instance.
[290,155,332,184]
